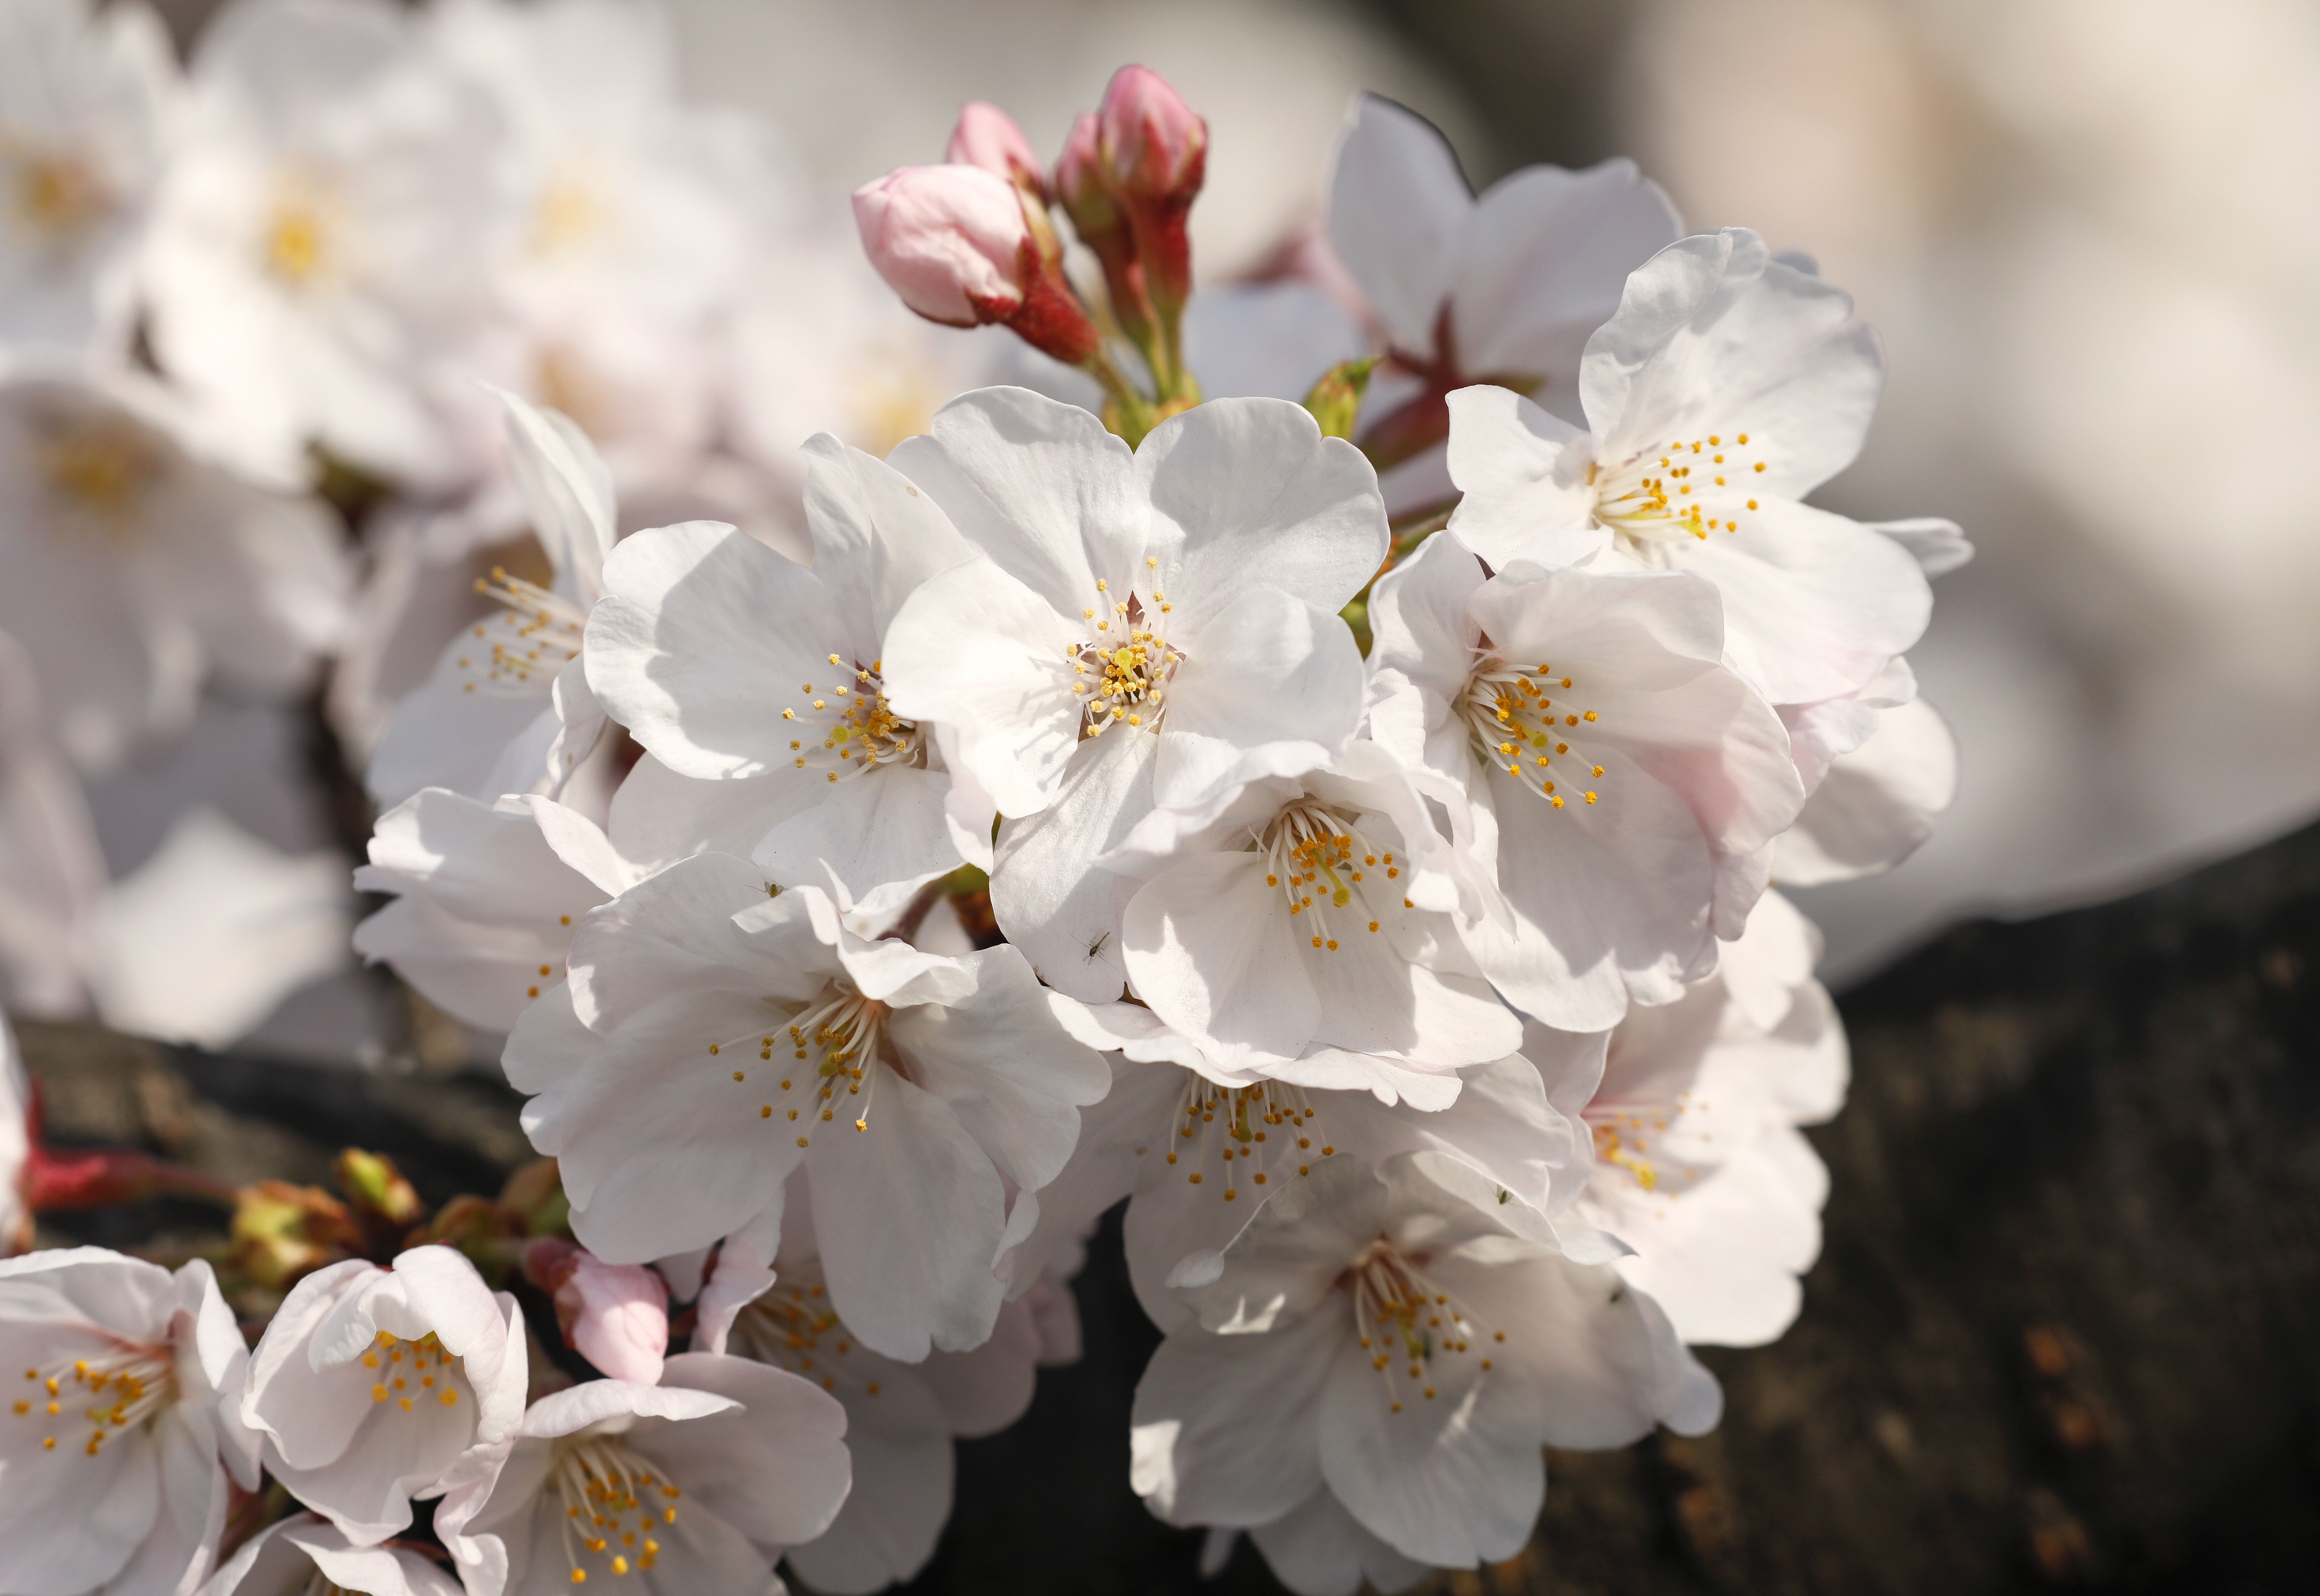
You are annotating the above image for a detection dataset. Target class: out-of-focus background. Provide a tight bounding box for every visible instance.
[138,0,2320,1027]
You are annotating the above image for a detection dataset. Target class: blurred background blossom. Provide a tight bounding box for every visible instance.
[13,0,2315,1063]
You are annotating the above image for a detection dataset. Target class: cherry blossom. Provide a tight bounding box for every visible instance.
[1440,228,1939,707]
[505,855,1107,1360]
[0,1248,257,1596]
[584,433,992,917]
[879,386,1384,823]
[434,1355,848,1596]
[0,0,177,355]
[0,629,104,1017]
[0,1018,25,1255]
[1130,1154,1717,1584]
[1367,528,1804,1029]
[233,1244,527,1545]
[0,365,352,772]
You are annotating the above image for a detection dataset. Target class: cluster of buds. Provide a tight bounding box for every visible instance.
[853,66,1209,441]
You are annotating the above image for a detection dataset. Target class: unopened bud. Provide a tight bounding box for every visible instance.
[854,163,1101,367]
[525,1237,670,1384]
[499,1156,570,1238]
[1097,65,1207,208]
[335,1147,423,1228]
[228,1180,362,1291]
[1302,356,1379,442]
[947,101,1046,200]
[853,164,1031,327]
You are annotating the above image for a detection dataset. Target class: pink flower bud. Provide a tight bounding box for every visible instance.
[852,164,1032,328]
[947,101,1047,199]
[1097,65,1206,206]
[527,1237,670,1384]
[1054,111,1116,228]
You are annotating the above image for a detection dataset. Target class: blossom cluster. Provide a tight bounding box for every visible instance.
[0,4,1964,1594]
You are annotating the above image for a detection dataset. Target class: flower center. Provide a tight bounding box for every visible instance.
[1138,1071,1334,1202]
[1068,570,1182,739]
[1458,656,1607,811]
[1258,799,1401,951]
[1344,1239,1502,1413]
[728,1268,887,1402]
[1583,1079,1705,1199]
[529,170,607,258]
[355,1328,470,1416]
[714,984,895,1146]
[549,1432,676,1583]
[12,1342,177,1457]
[1588,431,1768,554]
[27,412,163,542]
[8,145,106,240]
[458,564,590,699]
[265,193,332,287]
[781,654,925,784]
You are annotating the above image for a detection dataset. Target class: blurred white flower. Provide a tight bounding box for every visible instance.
[0,364,352,772]
[0,1248,258,1596]
[1,1015,30,1254]
[233,1244,528,1546]
[0,0,177,356]
[87,806,352,1051]
[1129,1154,1717,1587]
[584,432,989,917]
[143,0,511,487]
[1367,529,1803,1030]
[202,1513,463,1596]
[1550,890,1847,1347]
[0,627,104,1017]
[434,1354,848,1596]
[506,855,1107,1360]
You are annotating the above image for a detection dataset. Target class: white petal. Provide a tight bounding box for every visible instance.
[799,432,978,643]
[1249,1488,1432,1596]
[1441,386,1603,568]
[989,729,1156,1002]
[1153,590,1368,810]
[1128,1304,1342,1528]
[1325,95,1470,356]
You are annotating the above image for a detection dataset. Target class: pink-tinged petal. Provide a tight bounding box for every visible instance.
[887,388,1139,620]
[781,1414,949,1594]
[1326,95,1470,356]
[1441,387,1602,568]
[806,1068,1007,1361]
[1124,851,1321,1070]
[888,945,1108,1195]
[1453,159,1683,415]
[1249,1487,1432,1596]
[990,729,1157,1002]
[852,164,1030,326]
[947,101,1045,193]
[880,556,1084,818]
[1583,229,1882,502]
[647,1353,851,1551]
[584,519,852,779]
[1153,590,1368,811]
[1129,1301,1342,1528]
[1434,1250,1679,1449]
[691,1200,783,1356]
[1314,1320,1537,1569]
[1774,695,1955,885]
[1682,497,1931,704]
[557,1257,669,1385]
[1608,1135,1821,1348]
[1137,398,1387,621]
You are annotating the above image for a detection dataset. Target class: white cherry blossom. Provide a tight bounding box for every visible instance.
[0,1248,257,1596]
[1548,891,1847,1346]
[366,391,615,812]
[1367,529,1804,1029]
[1776,692,1959,886]
[0,365,352,772]
[1326,92,1680,492]
[0,0,177,355]
[200,1514,460,1596]
[434,1355,848,1596]
[1129,1154,1717,1582]
[1443,228,1939,707]
[0,629,104,1017]
[584,433,991,917]
[1008,996,1595,1336]
[1092,737,1519,1079]
[695,1202,1051,1594]
[352,788,633,1033]
[0,1018,26,1255]
[233,1244,527,1546]
[504,855,1107,1361]
[142,0,510,486]
[879,386,1384,823]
